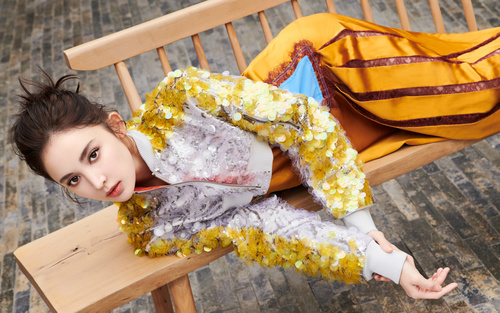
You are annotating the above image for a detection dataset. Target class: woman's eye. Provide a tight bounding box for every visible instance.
[89,148,99,162]
[68,176,80,186]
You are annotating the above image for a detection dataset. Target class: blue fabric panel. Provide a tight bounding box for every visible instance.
[278,56,324,103]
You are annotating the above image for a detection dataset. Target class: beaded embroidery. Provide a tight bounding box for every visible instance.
[118,191,369,283]
[127,67,373,219]
[119,67,376,283]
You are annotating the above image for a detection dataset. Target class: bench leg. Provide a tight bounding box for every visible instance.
[151,284,174,313]
[151,274,197,313]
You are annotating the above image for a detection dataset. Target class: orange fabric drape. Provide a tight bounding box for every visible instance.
[252,14,500,191]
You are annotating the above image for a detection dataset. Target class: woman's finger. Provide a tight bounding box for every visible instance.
[373,274,392,282]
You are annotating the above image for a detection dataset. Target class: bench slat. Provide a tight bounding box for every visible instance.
[191,34,210,71]
[291,0,303,18]
[14,205,232,313]
[115,61,142,112]
[225,22,247,73]
[258,11,274,44]
[157,47,173,76]
[461,0,478,31]
[428,0,446,33]
[364,139,478,187]
[360,0,374,23]
[394,0,411,31]
[63,0,291,71]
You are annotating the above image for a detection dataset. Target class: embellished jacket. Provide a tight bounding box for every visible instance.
[117,67,406,284]
[127,66,373,219]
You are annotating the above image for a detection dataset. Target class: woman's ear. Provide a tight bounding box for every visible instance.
[107,112,127,137]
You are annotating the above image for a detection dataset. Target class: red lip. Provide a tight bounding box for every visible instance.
[107,182,123,197]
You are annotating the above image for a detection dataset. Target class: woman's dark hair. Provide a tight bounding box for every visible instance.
[9,70,114,186]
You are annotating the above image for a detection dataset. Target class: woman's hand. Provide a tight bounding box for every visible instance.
[367,230,458,298]
[399,256,457,299]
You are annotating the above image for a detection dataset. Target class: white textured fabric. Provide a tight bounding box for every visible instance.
[363,240,408,283]
[136,182,258,244]
[225,195,372,254]
[128,130,156,169]
[138,182,406,282]
[128,97,405,283]
[342,209,377,234]
[128,100,273,197]
[139,185,371,263]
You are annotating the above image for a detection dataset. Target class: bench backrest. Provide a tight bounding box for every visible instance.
[63,0,478,112]
[63,0,480,186]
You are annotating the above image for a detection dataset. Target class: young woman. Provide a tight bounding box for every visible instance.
[10,65,457,300]
[28,10,500,299]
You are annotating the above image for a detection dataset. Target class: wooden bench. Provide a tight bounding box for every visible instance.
[14,0,481,312]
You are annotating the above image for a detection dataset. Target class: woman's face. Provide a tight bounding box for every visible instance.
[42,116,137,202]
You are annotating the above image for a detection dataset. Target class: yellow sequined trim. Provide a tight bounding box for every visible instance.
[117,195,364,283]
[126,67,372,218]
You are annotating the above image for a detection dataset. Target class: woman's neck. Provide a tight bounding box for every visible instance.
[128,135,167,188]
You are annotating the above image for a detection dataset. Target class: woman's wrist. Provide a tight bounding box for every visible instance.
[363,240,408,283]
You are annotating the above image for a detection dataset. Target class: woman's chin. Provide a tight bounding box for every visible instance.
[111,189,134,203]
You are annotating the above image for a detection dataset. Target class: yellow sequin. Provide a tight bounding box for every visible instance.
[128,67,372,218]
[118,67,373,284]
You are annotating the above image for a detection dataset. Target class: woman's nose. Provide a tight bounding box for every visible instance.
[89,174,106,189]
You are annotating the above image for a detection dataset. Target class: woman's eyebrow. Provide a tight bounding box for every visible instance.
[58,139,94,183]
[59,172,74,185]
[79,139,94,162]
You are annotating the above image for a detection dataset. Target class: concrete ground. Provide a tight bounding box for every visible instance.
[1,0,500,312]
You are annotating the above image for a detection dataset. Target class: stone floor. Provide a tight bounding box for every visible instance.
[1,0,500,312]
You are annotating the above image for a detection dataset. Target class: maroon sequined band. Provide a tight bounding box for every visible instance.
[339,49,500,68]
[339,55,461,68]
[320,28,500,63]
[335,79,500,127]
[319,29,404,50]
[444,32,500,59]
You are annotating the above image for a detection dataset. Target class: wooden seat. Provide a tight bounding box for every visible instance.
[13,138,475,313]
[14,0,482,312]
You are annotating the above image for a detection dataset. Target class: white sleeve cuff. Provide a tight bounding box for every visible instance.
[341,208,377,234]
[362,240,408,284]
